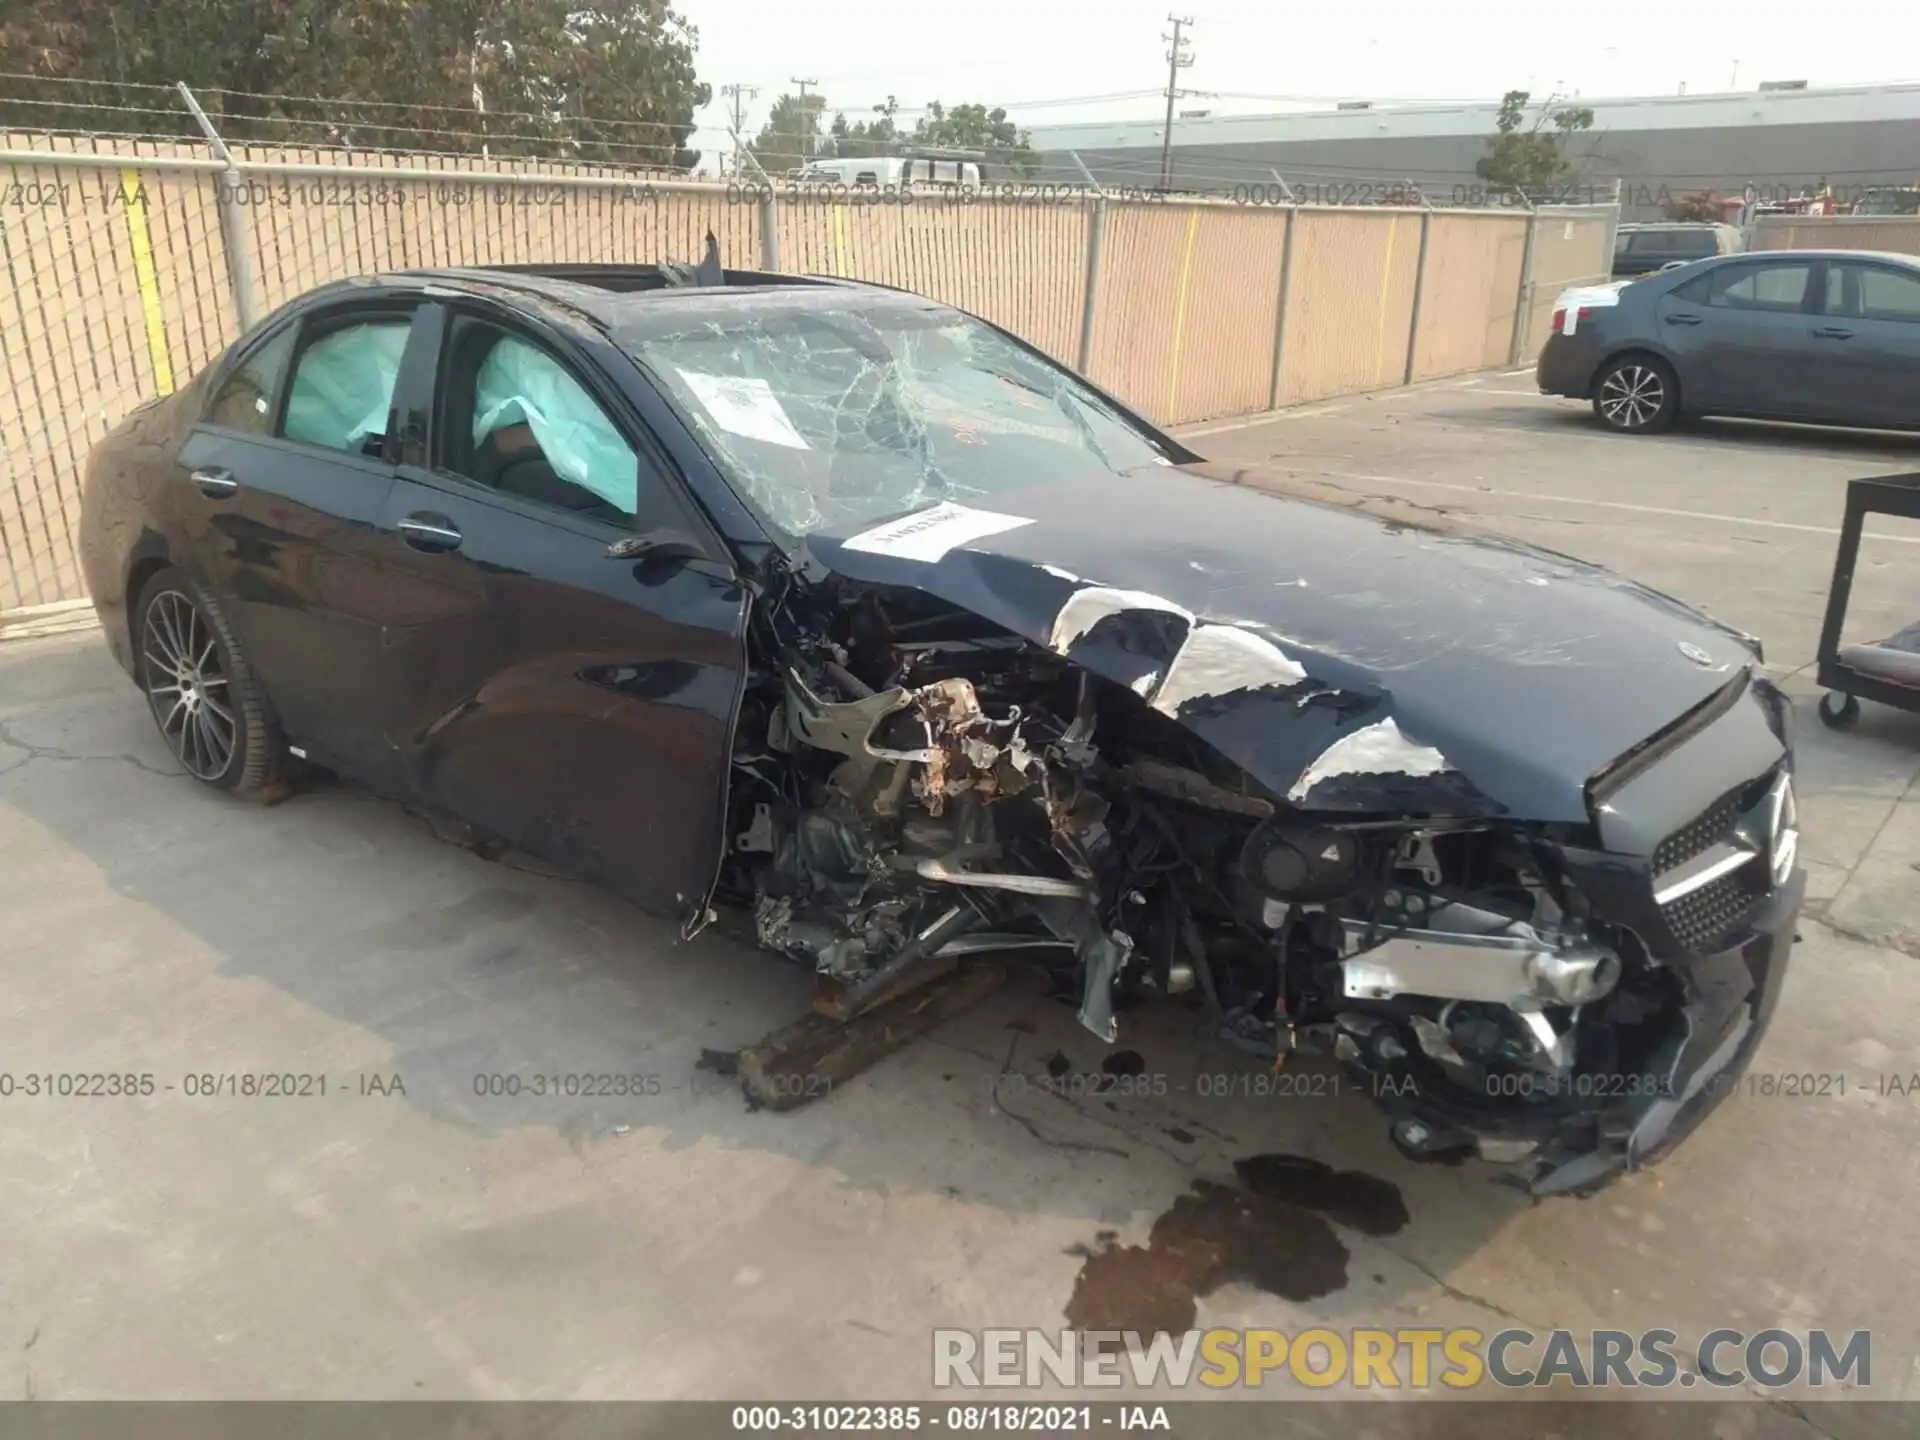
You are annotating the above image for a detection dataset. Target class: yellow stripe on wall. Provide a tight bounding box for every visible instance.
[829,203,850,278]
[1167,207,1201,419]
[1372,215,1399,385]
[120,170,173,395]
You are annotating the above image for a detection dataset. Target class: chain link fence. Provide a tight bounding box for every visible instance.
[1,124,1613,615]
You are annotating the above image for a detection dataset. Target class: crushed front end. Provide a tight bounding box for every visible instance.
[719,559,1802,1198]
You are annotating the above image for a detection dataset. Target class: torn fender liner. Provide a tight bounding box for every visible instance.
[803,463,1759,822]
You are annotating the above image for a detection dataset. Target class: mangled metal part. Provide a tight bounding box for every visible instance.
[831,903,979,1016]
[933,933,1075,958]
[788,665,1033,819]
[784,667,926,759]
[1076,929,1131,1043]
[1042,786,1111,880]
[915,857,1087,897]
[1119,757,1274,818]
[1517,1009,1575,1071]
[909,676,1006,816]
[736,804,780,854]
[1018,895,1136,1043]
[1337,904,1620,1011]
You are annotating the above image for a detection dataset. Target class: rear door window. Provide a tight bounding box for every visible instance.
[1670,271,1715,304]
[281,318,413,457]
[204,326,296,434]
[1705,262,1815,313]
[1857,266,1920,322]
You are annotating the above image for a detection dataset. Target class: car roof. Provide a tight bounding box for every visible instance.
[1689,249,1920,266]
[371,263,940,332]
[1618,222,1739,233]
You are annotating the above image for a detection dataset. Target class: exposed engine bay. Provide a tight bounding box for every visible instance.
[719,570,1699,1185]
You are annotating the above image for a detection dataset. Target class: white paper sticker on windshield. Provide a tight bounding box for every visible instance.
[676,370,810,450]
[841,502,1035,563]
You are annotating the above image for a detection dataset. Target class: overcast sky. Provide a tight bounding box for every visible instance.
[682,0,1918,160]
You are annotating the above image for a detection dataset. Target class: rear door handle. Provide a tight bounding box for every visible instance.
[190,466,238,499]
[397,513,463,553]
[1812,326,1854,340]
[1663,312,1703,326]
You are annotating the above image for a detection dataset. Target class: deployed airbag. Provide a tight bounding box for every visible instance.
[282,322,409,454]
[474,336,640,514]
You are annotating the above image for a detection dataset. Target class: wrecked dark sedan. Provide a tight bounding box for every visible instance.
[78,262,1804,1196]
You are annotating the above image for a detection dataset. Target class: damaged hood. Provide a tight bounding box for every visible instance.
[801,461,1761,824]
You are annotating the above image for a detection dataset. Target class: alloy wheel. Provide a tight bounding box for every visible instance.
[1598,365,1665,430]
[142,590,237,780]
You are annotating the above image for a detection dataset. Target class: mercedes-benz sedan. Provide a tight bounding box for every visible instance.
[81,262,1804,1195]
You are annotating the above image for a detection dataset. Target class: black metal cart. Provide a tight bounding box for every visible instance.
[1814,471,1920,729]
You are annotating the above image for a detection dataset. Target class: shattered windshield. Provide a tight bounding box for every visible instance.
[622,302,1172,539]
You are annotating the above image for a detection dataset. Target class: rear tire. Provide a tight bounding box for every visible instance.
[134,567,292,799]
[1592,356,1678,433]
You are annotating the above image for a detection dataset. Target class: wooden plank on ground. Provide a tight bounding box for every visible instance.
[738,961,1009,1111]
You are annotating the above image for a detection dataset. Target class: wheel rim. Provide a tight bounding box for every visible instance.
[1598,365,1665,428]
[142,590,237,780]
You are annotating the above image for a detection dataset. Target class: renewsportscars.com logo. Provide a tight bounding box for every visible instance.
[932,1327,1872,1391]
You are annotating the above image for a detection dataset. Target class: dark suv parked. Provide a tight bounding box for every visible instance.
[1611,223,1744,279]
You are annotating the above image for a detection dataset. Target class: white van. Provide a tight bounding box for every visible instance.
[794,156,982,188]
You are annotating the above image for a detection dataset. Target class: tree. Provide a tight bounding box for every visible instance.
[821,95,903,160]
[913,100,1037,177]
[812,95,1039,178]
[0,0,709,169]
[1475,89,1595,198]
[747,90,827,177]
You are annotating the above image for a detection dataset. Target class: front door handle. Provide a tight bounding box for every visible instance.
[191,466,238,499]
[1812,326,1854,340]
[1663,312,1703,326]
[397,514,463,553]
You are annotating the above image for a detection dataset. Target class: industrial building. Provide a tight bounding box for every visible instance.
[1027,82,1920,217]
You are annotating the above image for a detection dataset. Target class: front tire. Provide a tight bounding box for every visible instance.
[134,567,290,798]
[1593,356,1678,433]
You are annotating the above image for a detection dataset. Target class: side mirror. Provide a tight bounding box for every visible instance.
[606,527,737,584]
[606,528,705,562]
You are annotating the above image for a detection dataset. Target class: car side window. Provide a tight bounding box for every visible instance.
[1706,262,1814,314]
[437,319,642,525]
[1823,265,1851,316]
[281,317,413,457]
[1671,271,1714,304]
[204,325,298,435]
[1855,266,1920,323]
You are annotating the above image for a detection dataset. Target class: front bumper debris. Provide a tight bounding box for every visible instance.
[1372,866,1804,1197]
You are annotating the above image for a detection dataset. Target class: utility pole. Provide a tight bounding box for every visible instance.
[721,83,758,177]
[1159,15,1194,192]
[792,77,819,158]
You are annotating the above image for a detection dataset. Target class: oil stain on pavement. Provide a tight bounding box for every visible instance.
[1064,1155,1409,1334]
